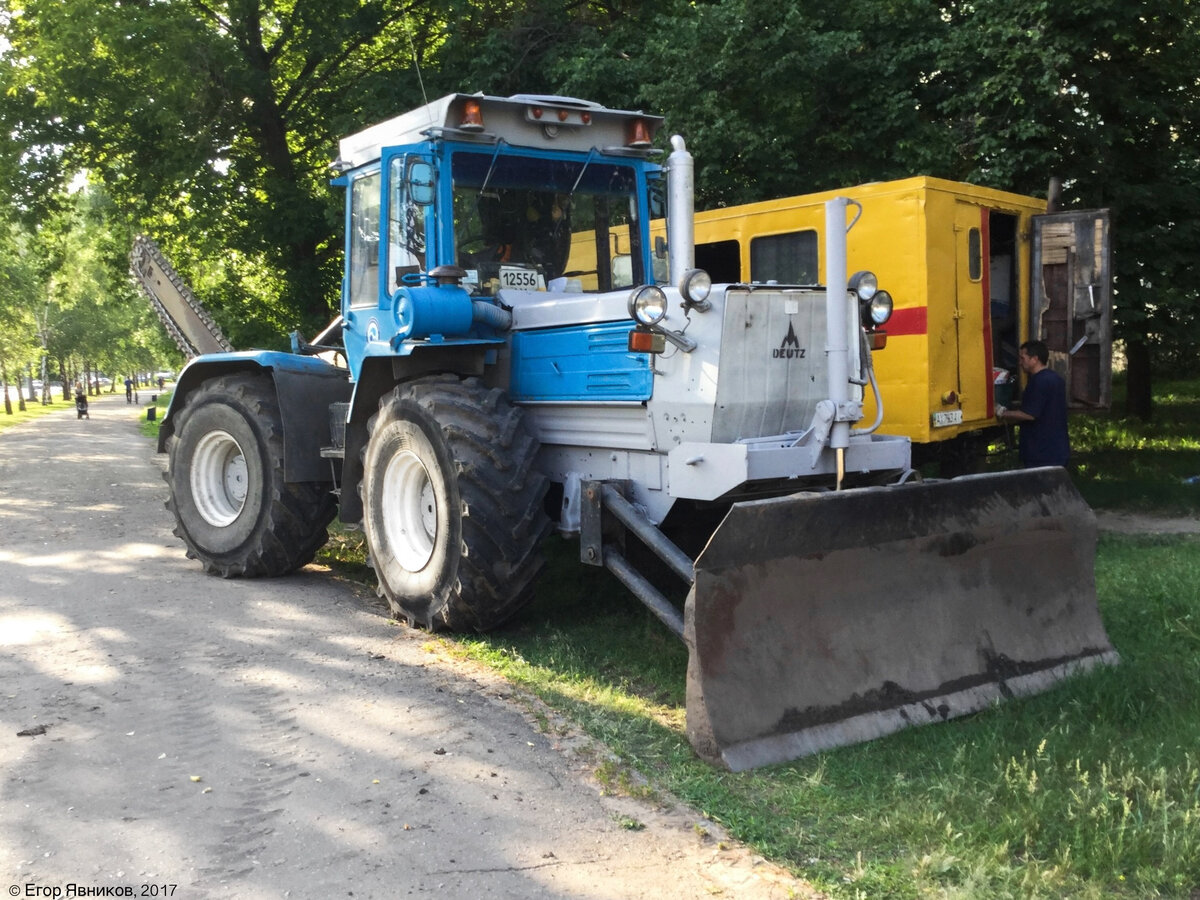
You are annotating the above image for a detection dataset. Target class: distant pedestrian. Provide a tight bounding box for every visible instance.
[74,382,89,419]
[124,377,134,404]
[995,340,1069,467]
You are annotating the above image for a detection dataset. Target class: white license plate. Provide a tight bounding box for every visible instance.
[932,410,964,427]
[499,266,544,291]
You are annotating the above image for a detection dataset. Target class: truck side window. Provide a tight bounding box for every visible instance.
[349,171,382,307]
[749,231,818,284]
[696,239,741,283]
[968,227,983,281]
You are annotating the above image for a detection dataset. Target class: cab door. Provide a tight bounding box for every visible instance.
[1031,210,1113,409]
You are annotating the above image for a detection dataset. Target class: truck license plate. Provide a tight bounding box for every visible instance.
[932,410,963,427]
[499,266,544,291]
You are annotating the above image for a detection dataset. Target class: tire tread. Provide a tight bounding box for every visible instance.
[364,376,549,631]
[166,374,336,578]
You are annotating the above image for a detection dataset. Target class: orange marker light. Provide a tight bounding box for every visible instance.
[628,330,665,354]
[627,119,652,148]
[461,100,484,131]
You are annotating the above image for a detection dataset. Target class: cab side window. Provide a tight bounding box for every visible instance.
[388,158,427,293]
[349,172,382,307]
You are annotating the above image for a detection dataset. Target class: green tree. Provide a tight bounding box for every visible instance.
[639,0,954,205]
[1,0,442,344]
[436,0,956,206]
[928,0,1200,417]
[0,224,44,413]
[40,185,182,387]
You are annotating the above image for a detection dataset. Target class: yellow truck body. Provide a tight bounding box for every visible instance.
[686,177,1112,469]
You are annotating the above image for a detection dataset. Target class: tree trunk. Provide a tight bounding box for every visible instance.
[1124,340,1154,420]
[3,360,27,411]
[1,360,11,415]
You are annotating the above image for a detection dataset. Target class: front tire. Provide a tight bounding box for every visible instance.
[362,375,549,631]
[165,373,336,577]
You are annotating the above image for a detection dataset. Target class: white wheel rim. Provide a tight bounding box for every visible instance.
[191,429,248,527]
[381,449,437,571]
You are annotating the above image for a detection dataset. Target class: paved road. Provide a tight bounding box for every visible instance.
[0,392,808,899]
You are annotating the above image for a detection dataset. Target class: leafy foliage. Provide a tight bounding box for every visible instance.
[2,0,438,341]
[1,0,1197,396]
[931,0,1200,397]
[0,223,43,410]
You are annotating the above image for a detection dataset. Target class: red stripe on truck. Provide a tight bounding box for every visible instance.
[885,307,928,336]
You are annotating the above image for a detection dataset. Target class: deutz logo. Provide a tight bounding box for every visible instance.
[773,322,807,359]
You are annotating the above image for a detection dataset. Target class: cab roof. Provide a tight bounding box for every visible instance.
[333,93,663,171]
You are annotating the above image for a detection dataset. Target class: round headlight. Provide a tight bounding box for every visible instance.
[848,270,878,302]
[679,268,712,307]
[628,284,668,326]
[868,290,893,325]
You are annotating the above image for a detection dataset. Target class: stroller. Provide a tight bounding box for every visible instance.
[75,386,89,419]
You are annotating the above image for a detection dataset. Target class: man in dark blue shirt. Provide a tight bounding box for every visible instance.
[995,340,1070,467]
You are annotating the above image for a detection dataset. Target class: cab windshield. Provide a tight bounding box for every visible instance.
[451,150,643,295]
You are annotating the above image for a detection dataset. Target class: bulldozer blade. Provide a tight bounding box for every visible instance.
[684,467,1118,771]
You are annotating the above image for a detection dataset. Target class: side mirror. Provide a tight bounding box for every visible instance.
[407,160,436,206]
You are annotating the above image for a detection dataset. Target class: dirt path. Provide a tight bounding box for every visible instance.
[0,392,812,899]
[1094,509,1200,534]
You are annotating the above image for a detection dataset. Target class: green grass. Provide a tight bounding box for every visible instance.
[477,536,1200,898]
[990,376,1200,515]
[320,531,1200,898]
[1069,379,1200,513]
[139,390,172,439]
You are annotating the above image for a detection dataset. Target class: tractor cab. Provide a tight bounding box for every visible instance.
[330,94,666,381]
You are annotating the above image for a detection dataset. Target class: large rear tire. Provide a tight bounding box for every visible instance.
[362,375,549,631]
[165,373,336,577]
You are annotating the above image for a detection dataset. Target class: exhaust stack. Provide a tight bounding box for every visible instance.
[666,135,695,287]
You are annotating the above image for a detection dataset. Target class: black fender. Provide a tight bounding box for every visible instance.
[159,351,352,484]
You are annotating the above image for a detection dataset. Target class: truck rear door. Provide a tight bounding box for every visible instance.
[953,201,990,420]
[1031,210,1113,409]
